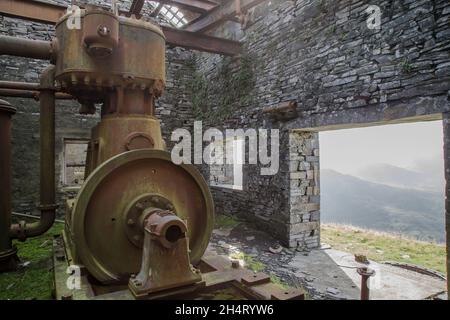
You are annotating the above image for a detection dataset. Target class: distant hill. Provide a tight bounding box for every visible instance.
[320,169,445,243]
[357,162,444,194]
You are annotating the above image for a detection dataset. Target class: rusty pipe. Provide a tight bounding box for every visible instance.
[0,99,18,271]
[0,35,56,61]
[10,66,57,240]
[0,88,73,100]
[0,81,40,91]
[357,267,375,300]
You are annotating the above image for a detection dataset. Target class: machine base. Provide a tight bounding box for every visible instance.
[52,233,305,300]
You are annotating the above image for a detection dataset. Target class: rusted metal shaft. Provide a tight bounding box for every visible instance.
[0,81,40,90]
[0,35,55,60]
[0,99,18,271]
[357,267,375,300]
[10,66,57,240]
[0,88,73,100]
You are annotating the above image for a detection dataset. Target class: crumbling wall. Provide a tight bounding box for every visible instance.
[193,0,450,247]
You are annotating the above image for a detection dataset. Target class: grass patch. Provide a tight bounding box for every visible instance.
[0,222,64,300]
[269,274,289,289]
[321,224,446,273]
[215,214,240,229]
[229,252,265,273]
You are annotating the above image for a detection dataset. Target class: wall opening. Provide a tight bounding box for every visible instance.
[62,139,89,187]
[209,137,244,190]
[318,120,445,274]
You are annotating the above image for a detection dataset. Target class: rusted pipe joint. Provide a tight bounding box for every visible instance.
[144,210,187,249]
[9,66,57,241]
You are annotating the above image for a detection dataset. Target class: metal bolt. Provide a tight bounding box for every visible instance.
[135,202,145,210]
[231,259,240,269]
[151,197,160,204]
[127,219,135,226]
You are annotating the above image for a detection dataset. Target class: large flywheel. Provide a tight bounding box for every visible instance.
[71,149,214,283]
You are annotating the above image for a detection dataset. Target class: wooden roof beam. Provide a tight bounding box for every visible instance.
[0,0,241,55]
[185,0,267,33]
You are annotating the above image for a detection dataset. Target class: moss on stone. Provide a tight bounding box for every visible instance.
[187,54,257,122]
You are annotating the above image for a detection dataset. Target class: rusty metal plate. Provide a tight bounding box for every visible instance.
[241,273,271,286]
[71,149,214,283]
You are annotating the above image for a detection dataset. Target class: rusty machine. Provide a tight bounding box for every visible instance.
[0,4,304,300]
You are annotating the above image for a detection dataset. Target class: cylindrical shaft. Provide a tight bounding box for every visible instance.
[0,99,18,271]
[0,35,54,60]
[0,81,40,90]
[360,275,370,300]
[357,267,374,300]
[0,88,73,100]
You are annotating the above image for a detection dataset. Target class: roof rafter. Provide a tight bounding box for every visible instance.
[0,0,241,55]
[185,0,266,33]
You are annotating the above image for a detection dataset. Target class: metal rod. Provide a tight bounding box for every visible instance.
[0,80,40,90]
[10,66,57,240]
[12,212,64,224]
[0,99,18,271]
[0,35,55,60]
[0,88,73,100]
[357,267,375,300]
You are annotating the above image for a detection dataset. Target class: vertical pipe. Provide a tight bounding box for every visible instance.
[10,66,57,240]
[0,99,18,271]
[443,113,450,299]
[357,267,375,300]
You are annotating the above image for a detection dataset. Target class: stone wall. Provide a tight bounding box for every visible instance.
[289,131,320,248]
[0,4,196,217]
[191,0,450,247]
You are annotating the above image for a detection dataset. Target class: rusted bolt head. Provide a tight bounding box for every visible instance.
[151,197,160,204]
[127,219,135,226]
[135,202,145,210]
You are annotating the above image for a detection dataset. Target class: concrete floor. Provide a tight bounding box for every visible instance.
[209,222,447,300]
[289,248,446,300]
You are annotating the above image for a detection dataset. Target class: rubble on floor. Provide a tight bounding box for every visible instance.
[208,219,447,300]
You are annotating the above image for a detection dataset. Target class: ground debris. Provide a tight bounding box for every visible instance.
[269,245,283,254]
[326,287,340,295]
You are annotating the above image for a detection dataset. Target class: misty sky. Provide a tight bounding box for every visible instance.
[319,121,444,176]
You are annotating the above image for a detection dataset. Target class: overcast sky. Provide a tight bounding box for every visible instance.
[319,121,444,176]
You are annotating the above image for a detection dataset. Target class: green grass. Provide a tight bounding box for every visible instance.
[321,224,446,273]
[0,222,64,300]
